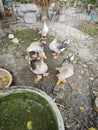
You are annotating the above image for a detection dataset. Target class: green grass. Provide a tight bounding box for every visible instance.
[14,28,53,45]
[78,23,98,37]
[14,28,41,45]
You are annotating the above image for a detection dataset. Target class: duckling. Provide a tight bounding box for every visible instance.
[29,56,49,84]
[49,31,70,59]
[55,53,74,85]
[39,17,49,39]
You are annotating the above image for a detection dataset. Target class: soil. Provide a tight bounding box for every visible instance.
[0,7,98,130]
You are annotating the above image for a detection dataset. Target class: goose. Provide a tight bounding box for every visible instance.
[55,53,74,85]
[25,41,47,64]
[26,41,45,53]
[49,31,70,59]
[29,56,49,84]
[39,17,49,39]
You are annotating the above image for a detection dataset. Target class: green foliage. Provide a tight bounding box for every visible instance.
[14,28,53,45]
[88,0,96,4]
[67,0,96,4]
[78,23,98,37]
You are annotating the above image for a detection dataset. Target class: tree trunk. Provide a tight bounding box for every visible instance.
[0,0,4,13]
[36,0,52,20]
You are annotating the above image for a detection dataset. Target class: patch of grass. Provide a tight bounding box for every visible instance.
[14,28,40,44]
[14,28,53,45]
[46,35,54,42]
[77,23,98,37]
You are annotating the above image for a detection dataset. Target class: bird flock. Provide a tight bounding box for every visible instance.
[25,19,74,85]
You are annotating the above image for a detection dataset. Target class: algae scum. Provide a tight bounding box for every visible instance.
[0,92,58,130]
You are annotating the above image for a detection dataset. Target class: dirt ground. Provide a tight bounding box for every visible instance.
[0,7,98,130]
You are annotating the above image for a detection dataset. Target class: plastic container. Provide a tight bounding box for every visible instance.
[0,86,65,130]
[0,68,12,89]
[91,13,97,20]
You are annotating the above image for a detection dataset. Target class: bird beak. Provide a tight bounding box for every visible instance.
[41,52,47,59]
[56,79,61,85]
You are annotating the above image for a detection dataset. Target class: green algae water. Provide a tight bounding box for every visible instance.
[0,92,58,130]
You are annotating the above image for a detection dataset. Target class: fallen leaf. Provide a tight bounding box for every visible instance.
[89,77,94,81]
[27,120,33,130]
[88,127,97,130]
[65,122,71,128]
[79,106,84,111]
[34,78,40,84]
[73,60,78,64]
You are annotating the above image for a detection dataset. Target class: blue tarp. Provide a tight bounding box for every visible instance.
[91,13,97,20]
[5,0,13,3]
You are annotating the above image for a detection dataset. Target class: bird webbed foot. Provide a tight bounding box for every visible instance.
[43,72,49,77]
[62,79,68,84]
[52,52,58,59]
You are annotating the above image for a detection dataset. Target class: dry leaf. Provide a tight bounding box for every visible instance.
[66,122,71,128]
[73,60,78,64]
[89,77,94,81]
[79,106,84,111]
[27,120,33,130]
[88,127,97,130]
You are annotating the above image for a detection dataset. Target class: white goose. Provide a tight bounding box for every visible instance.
[39,17,49,39]
[25,41,47,63]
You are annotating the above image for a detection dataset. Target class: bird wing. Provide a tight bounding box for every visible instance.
[27,42,43,52]
[29,59,48,75]
[58,63,74,79]
[57,40,69,52]
[49,39,60,53]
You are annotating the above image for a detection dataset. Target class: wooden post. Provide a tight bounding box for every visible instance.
[0,0,10,28]
[0,0,5,16]
[36,0,52,20]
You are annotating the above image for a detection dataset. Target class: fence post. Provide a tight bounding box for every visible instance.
[0,0,5,17]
